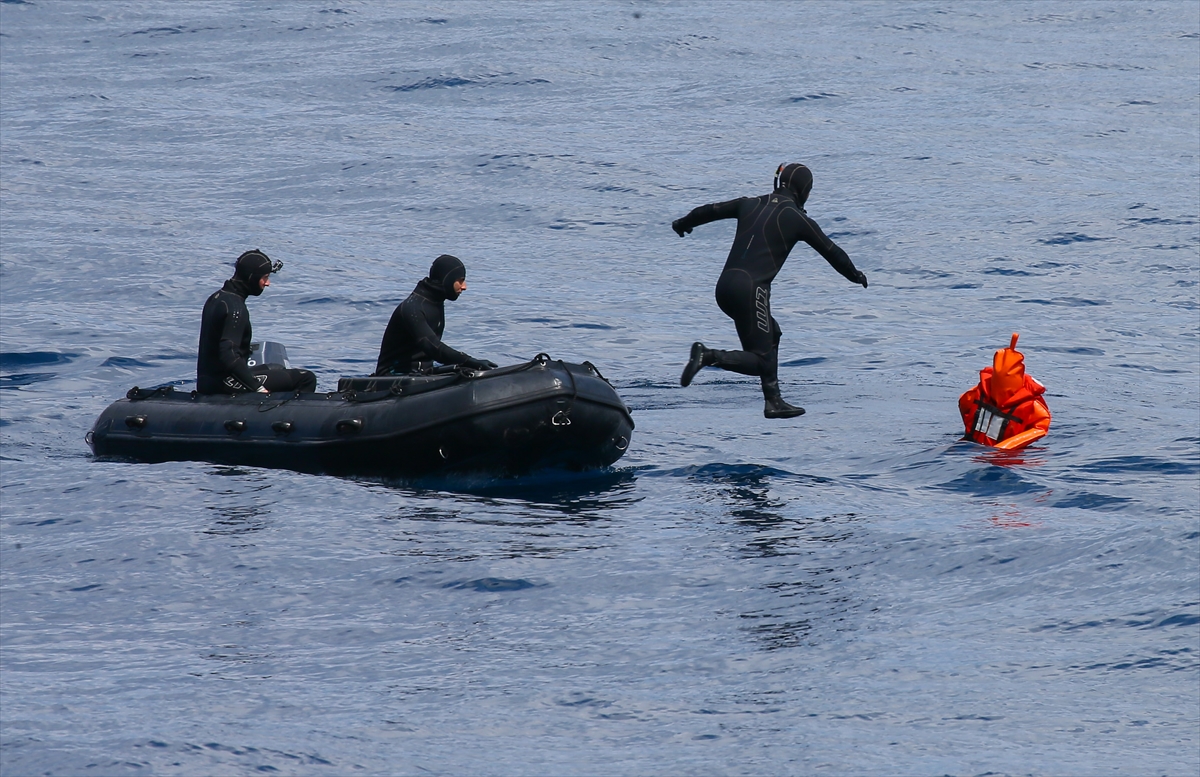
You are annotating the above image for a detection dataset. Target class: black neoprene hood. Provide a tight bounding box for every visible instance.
[775,163,813,207]
[234,249,273,280]
[428,254,466,300]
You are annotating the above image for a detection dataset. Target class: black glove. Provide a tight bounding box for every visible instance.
[463,357,498,371]
[853,270,868,289]
[672,218,692,237]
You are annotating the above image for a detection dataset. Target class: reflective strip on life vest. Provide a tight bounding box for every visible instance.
[972,402,1018,442]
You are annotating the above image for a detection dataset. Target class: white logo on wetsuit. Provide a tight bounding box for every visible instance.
[755,286,770,333]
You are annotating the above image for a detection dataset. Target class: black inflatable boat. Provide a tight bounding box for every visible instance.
[88,352,633,477]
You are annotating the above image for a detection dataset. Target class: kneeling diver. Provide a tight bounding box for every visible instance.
[374,254,498,376]
[197,249,318,395]
[671,163,868,418]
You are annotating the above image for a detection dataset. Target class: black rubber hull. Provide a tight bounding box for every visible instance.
[89,359,633,477]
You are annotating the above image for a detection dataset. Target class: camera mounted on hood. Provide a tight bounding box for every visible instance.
[234,249,283,281]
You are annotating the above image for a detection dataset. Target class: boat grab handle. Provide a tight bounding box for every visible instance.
[337,418,364,434]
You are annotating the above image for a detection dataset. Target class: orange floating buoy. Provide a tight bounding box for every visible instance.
[958,333,1051,449]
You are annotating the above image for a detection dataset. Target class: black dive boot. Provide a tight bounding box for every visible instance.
[762,379,805,419]
[680,342,713,387]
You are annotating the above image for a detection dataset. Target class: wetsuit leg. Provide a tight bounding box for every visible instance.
[197,375,237,395]
[203,374,259,394]
[710,269,774,376]
[759,320,803,416]
[252,366,318,394]
[757,321,782,385]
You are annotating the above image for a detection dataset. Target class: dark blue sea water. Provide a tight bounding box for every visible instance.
[2,2,1198,775]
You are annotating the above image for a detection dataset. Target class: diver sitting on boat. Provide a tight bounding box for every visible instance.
[196,249,318,395]
[374,254,498,376]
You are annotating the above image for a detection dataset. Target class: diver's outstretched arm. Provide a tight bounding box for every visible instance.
[798,212,867,287]
[672,198,743,236]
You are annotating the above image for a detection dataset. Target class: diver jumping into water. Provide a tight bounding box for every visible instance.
[671,163,868,418]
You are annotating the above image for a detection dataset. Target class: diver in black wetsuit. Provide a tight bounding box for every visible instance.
[196,250,318,395]
[672,163,868,418]
[374,254,498,376]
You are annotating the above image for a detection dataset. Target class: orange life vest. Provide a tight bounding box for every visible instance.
[958,333,1051,449]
